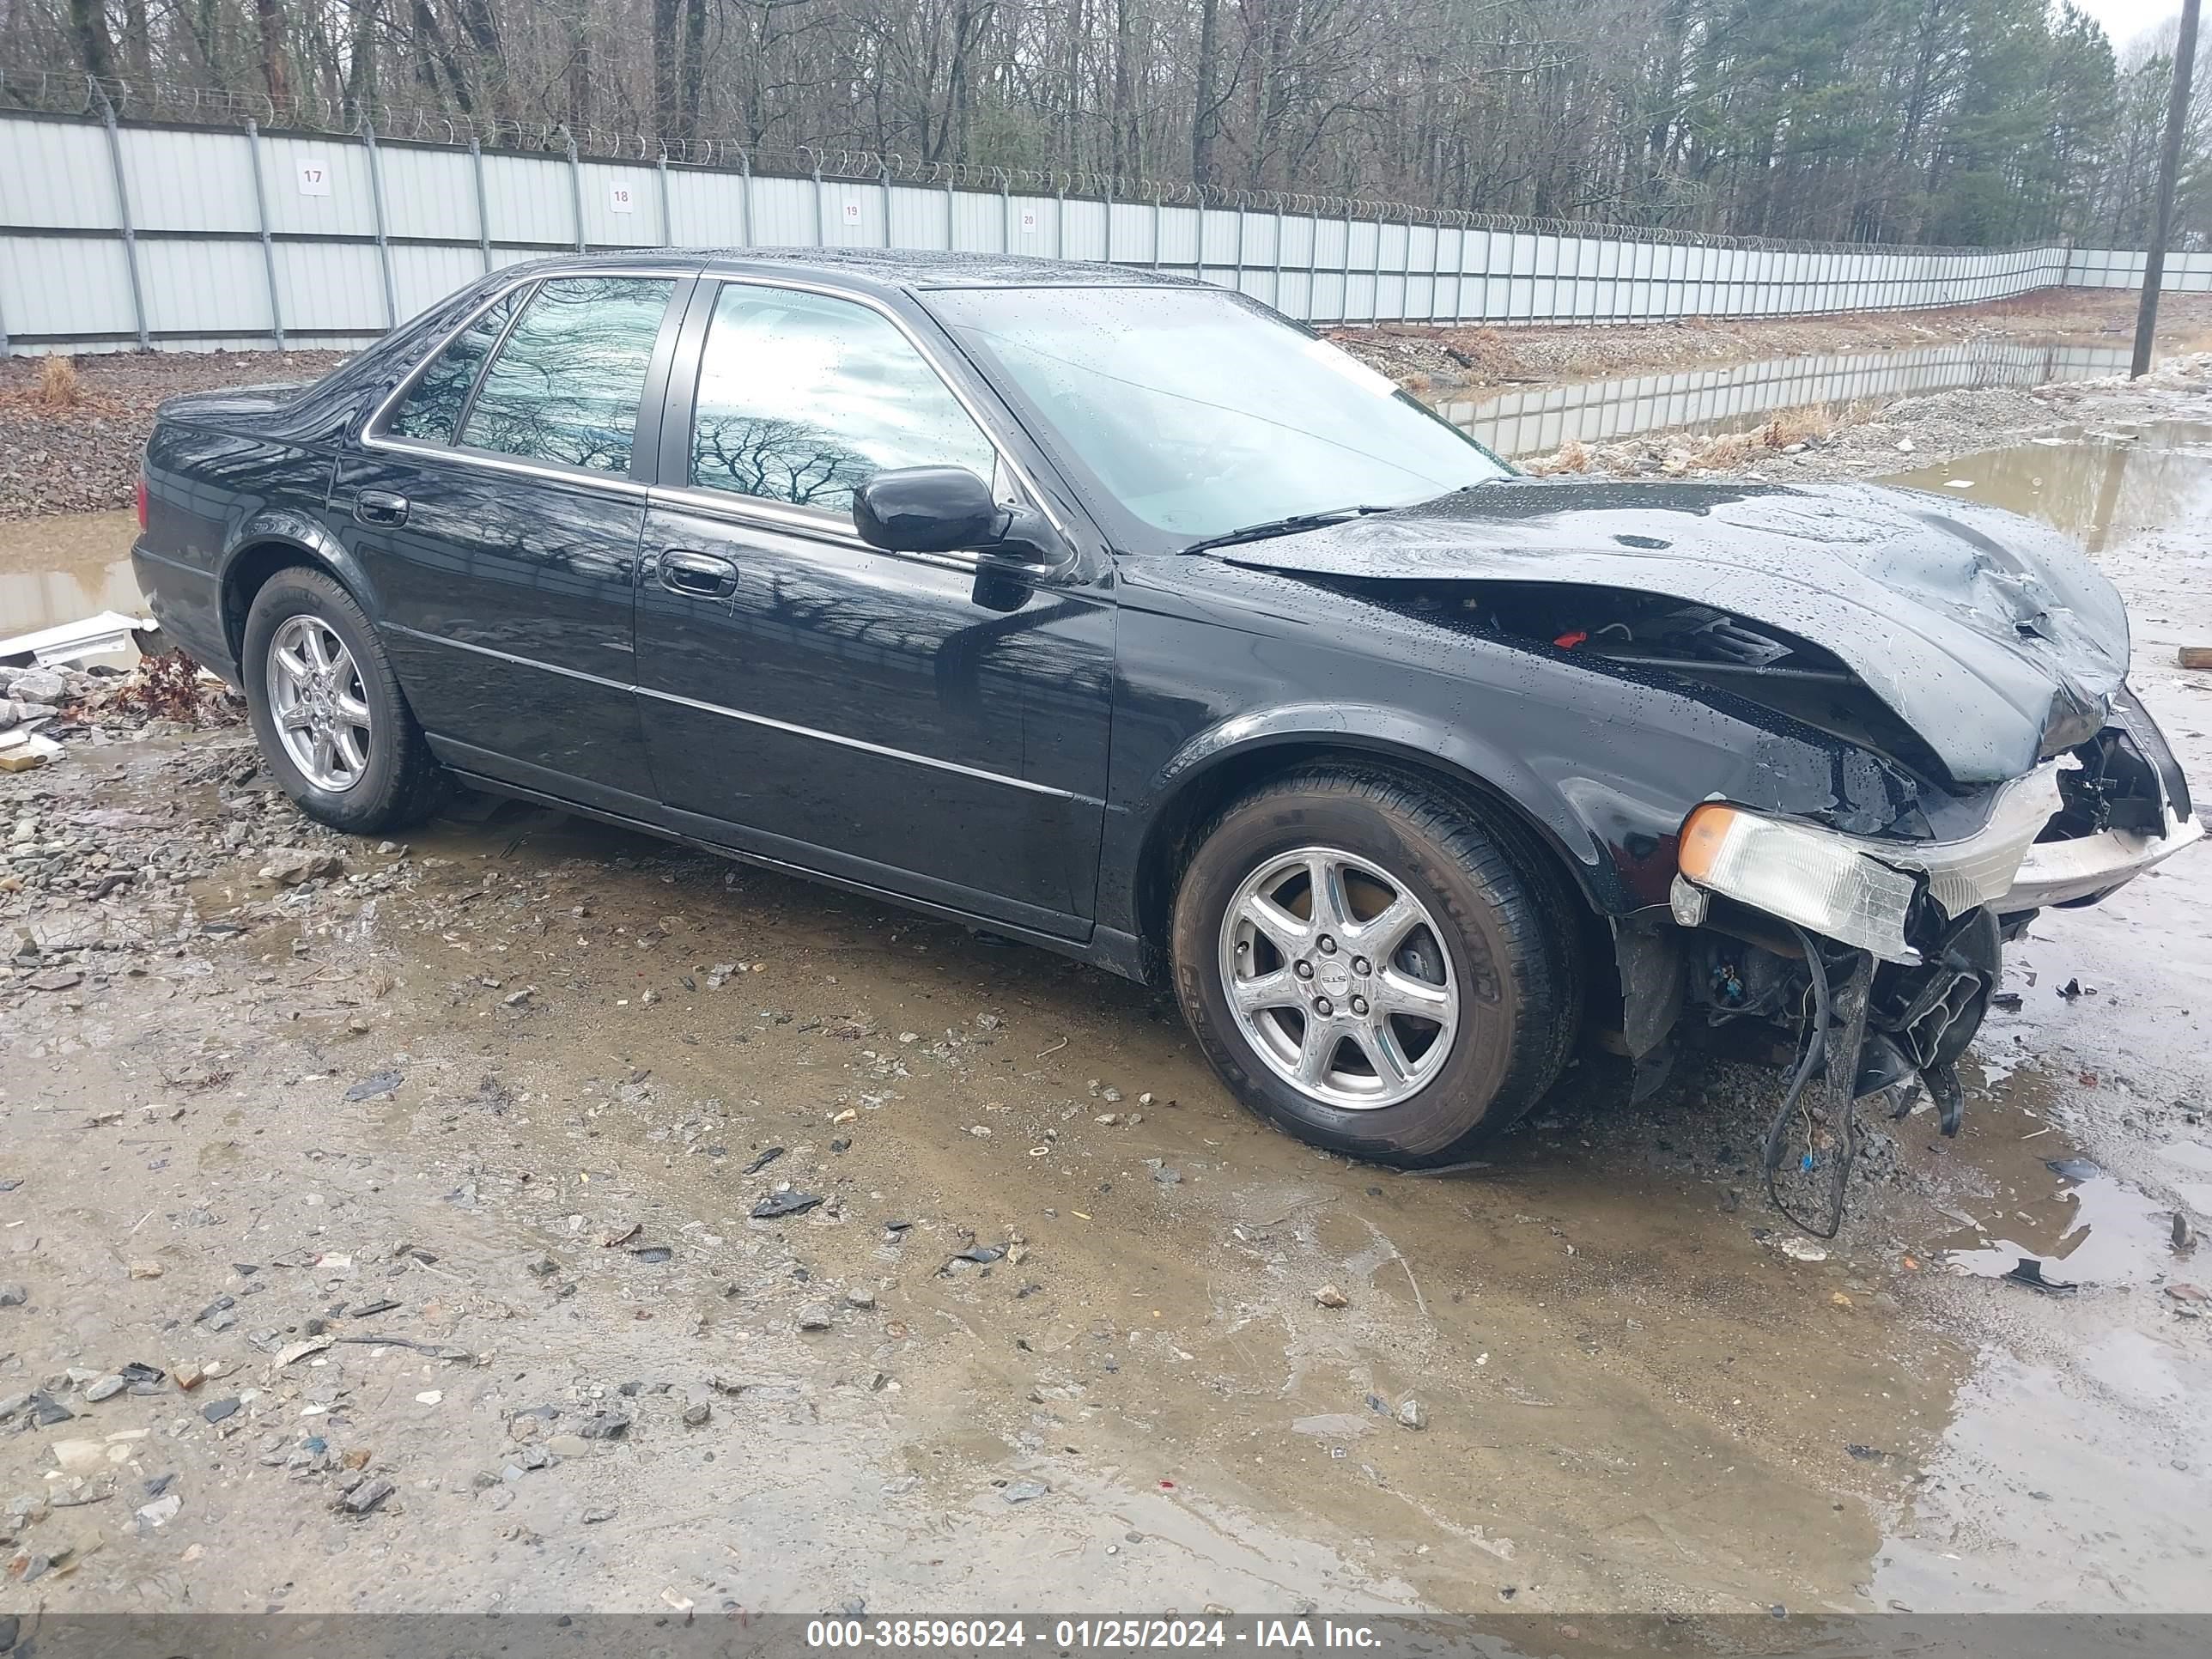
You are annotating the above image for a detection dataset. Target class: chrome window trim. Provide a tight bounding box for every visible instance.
[361,265,699,489]
[668,271,1073,552]
[383,623,1094,804]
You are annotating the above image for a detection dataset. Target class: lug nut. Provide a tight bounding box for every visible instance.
[1314,997,1334,1017]
[1294,961,1315,979]
[1351,996,1369,1016]
[1352,957,1370,975]
[1317,934,1337,954]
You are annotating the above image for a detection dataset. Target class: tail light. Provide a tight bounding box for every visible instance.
[136,475,149,531]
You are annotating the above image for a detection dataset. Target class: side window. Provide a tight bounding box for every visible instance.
[386,289,520,443]
[689,284,998,514]
[460,276,675,474]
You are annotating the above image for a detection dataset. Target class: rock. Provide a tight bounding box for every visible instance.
[172,1364,205,1391]
[576,1409,631,1440]
[525,1254,559,1278]
[1314,1285,1350,1309]
[1395,1397,1427,1430]
[136,1492,182,1528]
[82,1375,126,1404]
[844,1287,876,1310]
[25,969,81,993]
[201,1397,241,1424]
[0,1283,27,1307]
[545,1434,592,1457]
[127,1260,163,1279]
[10,670,66,704]
[682,1401,710,1427]
[1002,1478,1050,1504]
[1895,436,1915,453]
[339,1478,394,1516]
[259,848,343,885]
[796,1303,834,1332]
[582,1505,617,1524]
[343,1070,403,1102]
[52,1439,108,1475]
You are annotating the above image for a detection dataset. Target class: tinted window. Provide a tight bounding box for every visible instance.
[689,284,996,513]
[460,276,675,474]
[387,289,520,443]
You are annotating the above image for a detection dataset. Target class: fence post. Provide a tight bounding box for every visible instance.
[739,150,753,246]
[561,126,585,252]
[881,163,895,248]
[96,88,151,350]
[811,159,825,246]
[1002,173,1012,253]
[1234,199,1246,295]
[360,121,398,330]
[944,172,957,250]
[1103,180,1114,264]
[658,149,672,246]
[471,138,493,272]
[1054,185,1066,259]
[1152,190,1162,270]
[245,119,286,350]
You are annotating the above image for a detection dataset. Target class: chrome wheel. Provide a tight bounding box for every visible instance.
[1218,846,1459,1110]
[266,615,373,793]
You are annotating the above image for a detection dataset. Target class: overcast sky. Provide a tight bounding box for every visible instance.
[2070,0,2182,51]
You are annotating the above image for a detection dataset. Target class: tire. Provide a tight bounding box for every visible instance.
[1170,767,1580,1166]
[241,565,446,835]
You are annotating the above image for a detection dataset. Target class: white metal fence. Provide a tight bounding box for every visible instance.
[3,109,2210,355]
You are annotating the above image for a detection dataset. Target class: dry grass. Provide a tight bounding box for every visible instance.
[33,356,83,410]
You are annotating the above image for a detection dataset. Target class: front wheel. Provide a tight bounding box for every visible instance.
[1170,769,1579,1165]
[241,565,445,835]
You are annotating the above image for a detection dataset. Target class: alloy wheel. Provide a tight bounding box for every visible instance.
[1217,845,1460,1109]
[267,615,374,793]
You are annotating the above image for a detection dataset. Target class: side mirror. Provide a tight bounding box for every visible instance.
[853,466,1066,568]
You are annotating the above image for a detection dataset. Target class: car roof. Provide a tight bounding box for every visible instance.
[501,246,1204,295]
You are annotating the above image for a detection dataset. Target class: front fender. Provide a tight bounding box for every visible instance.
[1139,701,1627,913]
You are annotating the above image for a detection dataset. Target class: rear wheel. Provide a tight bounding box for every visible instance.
[241,566,444,835]
[1171,768,1578,1165]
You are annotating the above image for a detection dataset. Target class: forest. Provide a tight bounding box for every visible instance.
[8,0,2209,247]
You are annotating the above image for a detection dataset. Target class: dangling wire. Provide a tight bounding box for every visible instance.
[1763,923,1861,1240]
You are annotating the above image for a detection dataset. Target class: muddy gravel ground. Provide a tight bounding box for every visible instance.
[2,424,2209,1619]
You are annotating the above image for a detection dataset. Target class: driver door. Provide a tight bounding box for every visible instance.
[634,278,1115,938]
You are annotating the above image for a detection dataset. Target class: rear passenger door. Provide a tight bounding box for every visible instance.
[334,272,688,814]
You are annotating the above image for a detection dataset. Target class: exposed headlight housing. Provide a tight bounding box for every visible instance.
[1676,804,1923,963]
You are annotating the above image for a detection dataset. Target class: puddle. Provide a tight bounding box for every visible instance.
[0,507,143,658]
[1434,341,2128,459]
[1887,422,2212,550]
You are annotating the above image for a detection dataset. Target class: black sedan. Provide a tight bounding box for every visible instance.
[132,250,2200,1192]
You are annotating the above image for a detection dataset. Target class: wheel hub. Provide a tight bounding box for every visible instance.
[266,616,374,795]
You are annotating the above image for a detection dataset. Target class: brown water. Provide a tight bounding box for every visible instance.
[0,507,142,650]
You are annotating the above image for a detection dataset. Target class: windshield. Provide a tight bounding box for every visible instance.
[924,285,1510,547]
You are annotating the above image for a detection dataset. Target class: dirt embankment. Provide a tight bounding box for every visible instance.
[1326,289,2212,398]
[0,351,351,522]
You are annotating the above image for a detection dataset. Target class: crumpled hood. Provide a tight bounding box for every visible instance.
[1219,477,2130,784]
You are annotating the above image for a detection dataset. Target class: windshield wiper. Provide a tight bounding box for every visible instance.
[1180,504,1395,556]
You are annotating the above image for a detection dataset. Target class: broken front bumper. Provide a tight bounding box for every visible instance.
[2000,805,2205,911]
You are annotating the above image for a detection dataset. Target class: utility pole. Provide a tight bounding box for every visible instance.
[2133,0,2201,378]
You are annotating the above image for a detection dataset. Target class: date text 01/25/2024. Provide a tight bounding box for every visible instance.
[805,1620,1383,1650]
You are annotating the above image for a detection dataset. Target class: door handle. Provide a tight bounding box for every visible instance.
[353,490,410,526]
[658,549,740,599]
